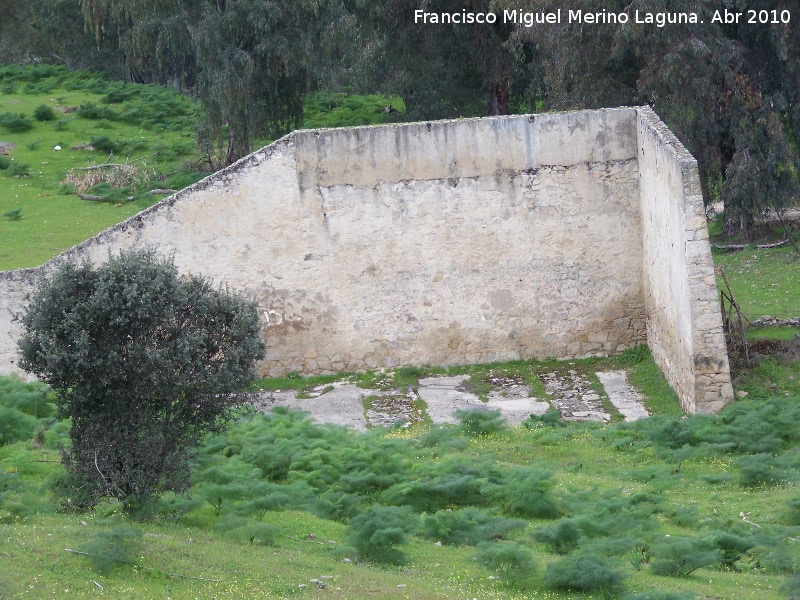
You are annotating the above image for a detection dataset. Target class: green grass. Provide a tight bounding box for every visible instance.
[747,326,798,341]
[713,245,800,320]
[302,91,405,129]
[0,66,204,270]
[0,68,408,272]
[2,380,799,599]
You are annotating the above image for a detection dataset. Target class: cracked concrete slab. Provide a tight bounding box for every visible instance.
[540,370,612,422]
[485,396,551,425]
[245,369,649,429]
[595,370,649,421]
[416,375,488,424]
[248,383,368,430]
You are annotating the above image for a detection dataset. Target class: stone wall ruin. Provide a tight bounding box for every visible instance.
[0,107,733,413]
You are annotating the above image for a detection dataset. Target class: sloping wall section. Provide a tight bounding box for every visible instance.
[637,108,733,413]
[0,107,732,413]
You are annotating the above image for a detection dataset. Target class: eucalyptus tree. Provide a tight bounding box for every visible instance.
[498,0,799,235]
[339,0,528,120]
[81,0,319,164]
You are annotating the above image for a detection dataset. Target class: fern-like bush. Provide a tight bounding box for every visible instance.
[533,518,582,555]
[543,554,626,598]
[78,526,143,575]
[33,104,57,121]
[455,408,506,437]
[0,112,32,132]
[474,541,536,582]
[347,505,414,564]
[649,536,720,577]
[217,516,278,546]
[501,466,559,519]
[418,507,526,546]
[6,162,30,176]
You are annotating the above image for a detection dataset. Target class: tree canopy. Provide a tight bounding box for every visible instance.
[18,250,265,507]
[1,0,796,232]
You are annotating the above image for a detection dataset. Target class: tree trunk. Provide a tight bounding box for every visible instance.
[487,79,510,116]
[225,117,250,166]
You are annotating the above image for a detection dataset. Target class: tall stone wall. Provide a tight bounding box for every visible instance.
[637,107,733,413]
[0,107,733,412]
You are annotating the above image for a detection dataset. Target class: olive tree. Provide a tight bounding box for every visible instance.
[18,250,265,507]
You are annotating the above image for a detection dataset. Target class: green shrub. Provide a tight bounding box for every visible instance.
[33,104,57,121]
[533,518,582,554]
[706,531,756,567]
[418,508,526,546]
[54,119,69,131]
[77,526,143,575]
[314,489,364,521]
[102,88,135,104]
[0,406,38,444]
[0,112,32,132]
[416,425,469,451]
[381,458,501,512]
[3,208,22,221]
[217,516,278,546]
[786,495,800,525]
[0,156,10,169]
[474,541,536,582]
[737,453,796,487]
[77,103,119,120]
[502,467,559,518]
[90,135,125,154]
[0,375,55,417]
[649,536,720,577]
[347,505,414,564]
[164,169,209,191]
[524,407,564,428]
[456,408,506,436]
[18,250,265,508]
[543,554,626,598]
[0,82,15,94]
[6,162,30,177]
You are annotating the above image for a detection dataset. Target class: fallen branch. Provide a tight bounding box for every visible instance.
[713,239,790,251]
[78,194,106,202]
[74,163,126,171]
[284,534,325,545]
[64,548,220,582]
[146,188,177,195]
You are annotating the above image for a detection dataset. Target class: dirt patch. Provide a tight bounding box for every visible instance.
[365,390,425,428]
[749,337,800,361]
[0,142,15,155]
[485,373,527,389]
[540,369,611,422]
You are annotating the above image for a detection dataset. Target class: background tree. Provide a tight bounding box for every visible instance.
[339,0,528,120]
[18,250,265,508]
[0,0,124,72]
[498,0,799,236]
[80,0,318,164]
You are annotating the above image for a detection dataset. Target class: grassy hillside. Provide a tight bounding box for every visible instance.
[0,65,402,270]
[1,349,799,599]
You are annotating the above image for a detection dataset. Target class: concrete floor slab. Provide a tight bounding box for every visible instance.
[249,383,368,430]
[595,370,649,421]
[416,375,487,424]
